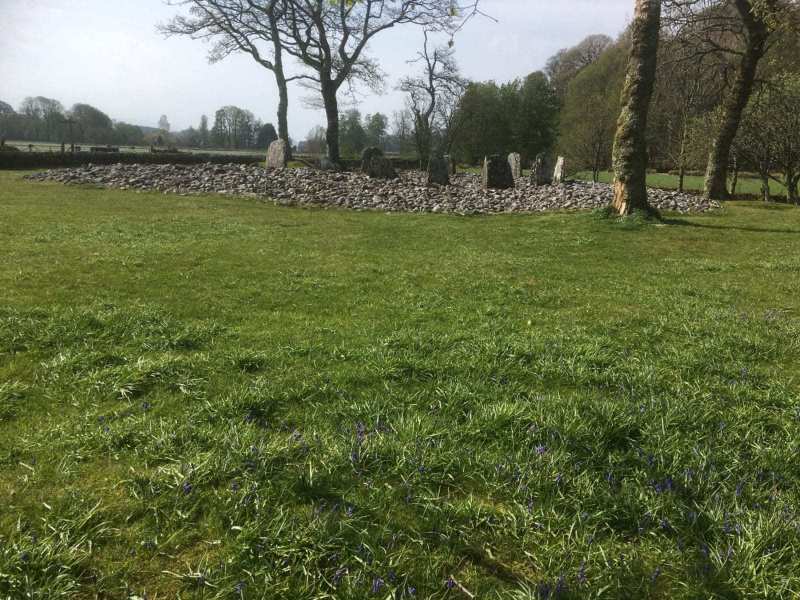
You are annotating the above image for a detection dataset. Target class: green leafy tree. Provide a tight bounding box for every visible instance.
[257,123,279,149]
[364,113,389,149]
[558,44,628,182]
[339,109,367,158]
[70,103,114,144]
[199,115,210,147]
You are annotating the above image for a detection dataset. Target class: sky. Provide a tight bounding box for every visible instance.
[0,0,634,141]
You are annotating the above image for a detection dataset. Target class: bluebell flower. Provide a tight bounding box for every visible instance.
[577,561,587,585]
[182,481,193,495]
[445,576,456,589]
[371,576,384,594]
[650,566,661,584]
[535,445,547,455]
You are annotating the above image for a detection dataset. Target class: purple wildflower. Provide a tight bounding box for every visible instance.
[356,421,367,443]
[577,561,587,585]
[445,576,456,589]
[371,576,384,594]
[407,585,417,596]
[535,445,547,455]
[650,566,661,584]
[182,481,193,495]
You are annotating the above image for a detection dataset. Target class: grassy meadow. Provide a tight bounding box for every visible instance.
[1,170,800,598]
[573,171,789,200]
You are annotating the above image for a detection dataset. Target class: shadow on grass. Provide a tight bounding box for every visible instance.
[663,217,800,235]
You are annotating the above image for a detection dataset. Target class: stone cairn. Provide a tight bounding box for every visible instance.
[265,139,288,169]
[427,156,450,186]
[508,153,522,180]
[553,156,566,184]
[482,154,515,190]
[361,146,398,180]
[531,154,554,186]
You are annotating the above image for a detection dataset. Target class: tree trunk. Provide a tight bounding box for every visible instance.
[787,174,799,205]
[321,82,341,165]
[760,169,771,203]
[276,75,292,161]
[611,0,661,216]
[704,0,770,200]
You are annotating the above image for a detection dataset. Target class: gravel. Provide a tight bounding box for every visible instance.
[24,163,722,215]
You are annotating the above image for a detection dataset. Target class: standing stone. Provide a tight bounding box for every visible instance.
[444,154,457,175]
[508,153,522,179]
[361,147,383,173]
[531,154,554,186]
[365,157,398,180]
[553,156,566,184]
[482,155,515,190]
[427,156,450,186]
[265,139,287,169]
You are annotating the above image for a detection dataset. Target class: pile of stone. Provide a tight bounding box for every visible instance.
[24,162,721,215]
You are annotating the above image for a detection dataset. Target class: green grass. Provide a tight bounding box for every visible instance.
[574,171,788,199]
[1,170,800,599]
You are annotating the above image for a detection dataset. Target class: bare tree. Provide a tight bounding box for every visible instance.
[398,31,468,164]
[274,0,482,164]
[611,0,662,215]
[161,0,304,159]
[662,0,785,200]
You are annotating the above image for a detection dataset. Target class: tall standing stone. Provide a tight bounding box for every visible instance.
[482,155,515,190]
[531,154,554,186]
[508,153,522,180]
[365,157,398,180]
[443,154,457,175]
[553,156,566,184]
[427,156,449,186]
[265,139,288,169]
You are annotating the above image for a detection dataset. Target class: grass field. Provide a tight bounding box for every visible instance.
[573,171,788,200]
[5,140,267,157]
[1,171,800,598]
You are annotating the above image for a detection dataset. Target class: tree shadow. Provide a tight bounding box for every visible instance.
[662,217,800,235]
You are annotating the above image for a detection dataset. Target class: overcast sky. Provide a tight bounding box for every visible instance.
[1,0,634,140]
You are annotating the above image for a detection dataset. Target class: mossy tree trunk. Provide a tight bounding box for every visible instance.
[703,0,771,201]
[611,0,661,216]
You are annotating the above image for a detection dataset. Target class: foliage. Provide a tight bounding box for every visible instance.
[545,34,614,100]
[256,122,279,149]
[338,110,368,158]
[211,106,259,149]
[452,73,558,166]
[1,172,800,597]
[558,44,627,181]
